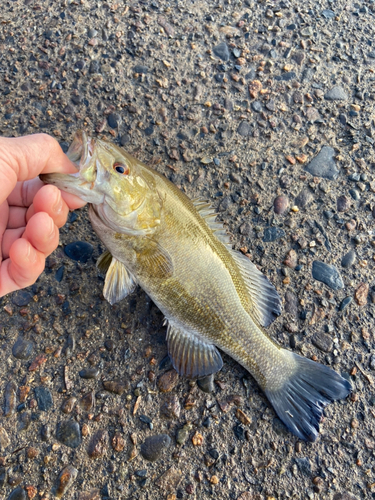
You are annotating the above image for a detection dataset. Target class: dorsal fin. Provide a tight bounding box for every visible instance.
[192,197,231,245]
[192,197,281,326]
[230,250,282,327]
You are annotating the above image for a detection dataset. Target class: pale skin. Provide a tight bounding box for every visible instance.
[0,134,86,297]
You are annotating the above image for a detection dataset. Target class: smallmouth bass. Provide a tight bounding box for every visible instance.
[41,131,351,441]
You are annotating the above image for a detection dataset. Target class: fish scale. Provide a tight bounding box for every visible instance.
[41,130,351,442]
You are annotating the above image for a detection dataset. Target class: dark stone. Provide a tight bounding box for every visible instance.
[213,42,230,61]
[322,9,335,19]
[305,146,339,180]
[107,113,120,128]
[215,73,225,83]
[233,424,245,441]
[275,71,296,81]
[348,189,360,201]
[64,241,93,263]
[312,261,344,290]
[263,227,285,242]
[140,434,171,461]
[337,195,351,212]
[34,386,53,411]
[88,430,109,458]
[12,291,33,307]
[239,222,251,236]
[237,121,251,136]
[79,367,100,379]
[209,448,219,460]
[133,64,149,74]
[340,296,352,311]
[219,196,233,211]
[294,457,312,476]
[74,60,85,71]
[273,195,289,214]
[120,134,130,146]
[41,424,51,441]
[284,291,298,316]
[144,125,154,136]
[160,394,181,419]
[295,189,313,208]
[89,60,100,74]
[57,420,82,449]
[324,86,348,100]
[12,337,34,360]
[55,265,65,282]
[7,486,26,500]
[87,27,98,37]
[18,412,31,431]
[312,332,333,353]
[341,250,356,268]
[197,374,215,393]
[251,101,262,112]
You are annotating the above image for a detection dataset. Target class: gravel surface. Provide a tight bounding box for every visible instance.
[1,0,375,499]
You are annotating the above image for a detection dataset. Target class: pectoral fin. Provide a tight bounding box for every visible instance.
[166,322,223,379]
[136,239,173,278]
[96,250,113,276]
[103,257,136,305]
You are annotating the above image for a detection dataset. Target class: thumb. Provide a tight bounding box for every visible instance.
[0,134,77,205]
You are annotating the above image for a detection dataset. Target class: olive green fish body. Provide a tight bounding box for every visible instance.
[40,131,351,441]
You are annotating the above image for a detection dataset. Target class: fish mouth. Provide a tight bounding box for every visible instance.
[39,130,104,204]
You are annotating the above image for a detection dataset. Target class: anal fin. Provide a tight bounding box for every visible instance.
[166,322,223,379]
[96,250,113,276]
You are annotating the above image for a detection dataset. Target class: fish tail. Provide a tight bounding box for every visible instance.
[264,350,351,442]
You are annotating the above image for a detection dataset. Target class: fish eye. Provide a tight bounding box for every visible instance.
[113,162,129,175]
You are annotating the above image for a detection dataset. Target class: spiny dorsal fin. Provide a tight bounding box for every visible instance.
[230,250,282,327]
[166,322,223,379]
[192,197,231,245]
[103,257,137,305]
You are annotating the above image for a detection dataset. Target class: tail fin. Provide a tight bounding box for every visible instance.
[264,351,351,442]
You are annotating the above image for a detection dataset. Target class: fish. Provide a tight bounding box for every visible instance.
[41,130,351,441]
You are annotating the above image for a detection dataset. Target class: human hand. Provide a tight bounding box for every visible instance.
[0,133,86,297]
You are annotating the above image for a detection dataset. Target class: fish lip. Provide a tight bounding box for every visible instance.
[66,130,95,170]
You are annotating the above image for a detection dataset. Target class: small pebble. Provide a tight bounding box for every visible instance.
[88,430,109,458]
[312,332,333,353]
[263,227,286,242]
[7,486,26,500]
[197,375,215,393]
[140,434,171,461]
[158,370,179,393]
[176,424,192,445]
[354,283,369,306]
[213,42,229,61]
[324,86,348,100]
[160,394,181,419]
[12,337,34,360]
[34,386,53,411]
[273,195,289,214]
[295,189,313,208]
[4,381,17,417]
[102,380,129,395]
[79,367,100,379]
[305,146,339,180]
[312,261,344,290]
[340,297,352,311]
[341,250,356,268]
[107,113,120,129]
[12,291,33,307]
[337,195,351,212]
[56,420,82,448]
[52,465,78,498]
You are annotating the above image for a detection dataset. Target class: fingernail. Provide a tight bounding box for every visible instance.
[48,218,56,238]
[53,192,63,213]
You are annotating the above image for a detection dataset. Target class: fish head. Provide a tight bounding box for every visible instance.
[41,130,160,233]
